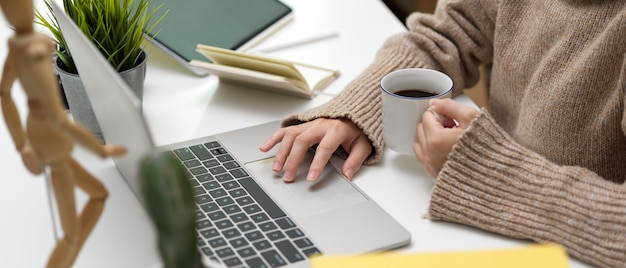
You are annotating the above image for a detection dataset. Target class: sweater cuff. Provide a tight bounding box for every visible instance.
[428,111,626,268]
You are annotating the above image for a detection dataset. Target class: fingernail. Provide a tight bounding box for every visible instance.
[344,167,354,180]
[272,161,281,171]
[307,170,318,181]
[283,170,293,182]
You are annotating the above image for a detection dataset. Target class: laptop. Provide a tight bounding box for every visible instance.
[52,2,410,267]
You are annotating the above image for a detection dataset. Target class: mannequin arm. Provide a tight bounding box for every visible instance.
[56,116,126,157]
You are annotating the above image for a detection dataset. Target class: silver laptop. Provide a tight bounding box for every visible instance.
[52,2,410,267]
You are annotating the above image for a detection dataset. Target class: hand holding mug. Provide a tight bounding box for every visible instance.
[415,98,480,178]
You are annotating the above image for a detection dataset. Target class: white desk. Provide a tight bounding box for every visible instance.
[0,0,588,267]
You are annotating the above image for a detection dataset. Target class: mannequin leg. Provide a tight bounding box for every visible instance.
[46,162,79,268]
[70,158,108,252]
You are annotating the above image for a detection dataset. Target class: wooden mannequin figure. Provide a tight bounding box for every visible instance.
[0,0,127,267]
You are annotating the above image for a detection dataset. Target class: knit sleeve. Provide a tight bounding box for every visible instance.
[281,0,498,164]
[428,111,626,268]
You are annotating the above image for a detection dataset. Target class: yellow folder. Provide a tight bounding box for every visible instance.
[311,244,570,268]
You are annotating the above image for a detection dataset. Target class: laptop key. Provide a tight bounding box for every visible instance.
[237,247,257,258]
[216,196,235,206]
[184,159,201,168]
[200,228,219,239]
[258,221,277,232]
[230,189,248,199]
[230,168,248,178]
[202,181,220,191]
[193,187,205,196]
[245,257,269,268]
[294,238,313,249]
[285,228,304,239]
[230,212,248,223]
[266,230,285,241]
[275,217,296,230]
[215,173,234,182]
[203,159,220,168]
[200,246,213,257]
[215,219,234,229]
[196,194,212,205]
[217,154,234,162]
[189,144,213,160]
[245,230,264,242]
[199,202,219,213]
[222,181,239,190]
[250,212,270,223]
[196,173,213,182]
[208,237,228,248]
[223,256,243,267]
[173,148,195,161]
[223,228,241,239]
[194,210,205,221]
[189,166,208,175]
[204,141,221,149]
[235,196,254,207]
[302,247,322,257]
[237,221,256,232]
[223,204,242,214]
[275,240,305,263]
[209,189,227,198]
[253,239,272,251]
[223,161,240,169]
[229,237,249,248]
[215,247,235,258]
[209,166,227,175]
[207,211,226,221]
[243,204,262,215]
[210,147,228,155]
[261,249,287,267]
[196,219,212,230]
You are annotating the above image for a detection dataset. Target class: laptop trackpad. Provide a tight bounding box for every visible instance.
[244,153,367,220]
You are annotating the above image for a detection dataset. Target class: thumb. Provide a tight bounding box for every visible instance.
[429,98,478,128]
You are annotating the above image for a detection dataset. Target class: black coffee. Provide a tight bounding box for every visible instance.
[394,89,437,98]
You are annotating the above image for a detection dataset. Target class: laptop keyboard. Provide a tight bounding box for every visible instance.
[170,140,321,267]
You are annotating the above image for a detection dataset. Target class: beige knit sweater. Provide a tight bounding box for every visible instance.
[282,0,626,267]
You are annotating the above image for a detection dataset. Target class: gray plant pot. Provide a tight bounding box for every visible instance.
[56,50,147,142]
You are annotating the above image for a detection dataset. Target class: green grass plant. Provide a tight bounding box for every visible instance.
[36,0,166,73]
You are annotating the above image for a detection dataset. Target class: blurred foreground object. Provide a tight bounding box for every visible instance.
[139,151,203,268]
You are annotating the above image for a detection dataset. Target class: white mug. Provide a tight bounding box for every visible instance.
[381,68,453,155]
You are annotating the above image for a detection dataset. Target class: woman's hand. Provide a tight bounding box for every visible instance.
[414,98,479,178]
[260,118,372,182]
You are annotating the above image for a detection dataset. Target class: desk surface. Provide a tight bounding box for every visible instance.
[0,0,588,267]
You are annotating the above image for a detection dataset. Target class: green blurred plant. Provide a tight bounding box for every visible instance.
[35,0,166,73]
[139,150,203,268]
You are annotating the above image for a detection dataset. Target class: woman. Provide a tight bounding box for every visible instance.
[261,0,626,267]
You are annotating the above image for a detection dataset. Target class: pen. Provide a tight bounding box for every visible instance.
[253,31,339,53]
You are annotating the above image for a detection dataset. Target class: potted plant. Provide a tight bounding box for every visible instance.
[36,0,166,141]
